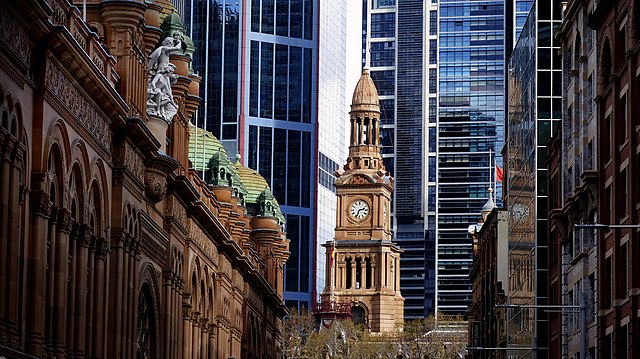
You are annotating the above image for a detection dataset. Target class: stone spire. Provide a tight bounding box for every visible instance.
[345,69,385,172]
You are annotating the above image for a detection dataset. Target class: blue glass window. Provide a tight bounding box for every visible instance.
[287,130,301,206]
[259,127,272,182]
[430,10,437,35]
[273,128,287,202]
[301,131,311,207]
[262,0,274,34]
[371,13,395,38]
[260,42,274,118]
[370,70,395,96]
[290,0,302,38]
[276,0,289,36]
[380,99,395,125]
[304,0,312,40]
[303,48,312,123]
[274,44,288,120]
[249,125,258,169]
[251,0,260,32]
[429,39,437,64]
[428,156,436,182]
[249,41,259,117]
[370,41,395,67]
[285,214,299,291]
[288,47,302,121]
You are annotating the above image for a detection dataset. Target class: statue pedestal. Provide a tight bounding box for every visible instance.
[147,115,169,152]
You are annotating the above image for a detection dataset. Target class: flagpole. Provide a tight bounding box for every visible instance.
[330,240,335,309]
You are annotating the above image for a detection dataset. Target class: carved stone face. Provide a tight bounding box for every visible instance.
[349,199,370,220]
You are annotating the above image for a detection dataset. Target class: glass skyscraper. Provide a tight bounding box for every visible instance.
[184,0,322,310]
[316,0,349,298]
[362,0,436,319]
[436,0,505,315]
[362,0,505,318]
[506,2,562,357]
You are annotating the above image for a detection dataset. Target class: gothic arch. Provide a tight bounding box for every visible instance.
[136,270,161,359]
[351,302,369,327]
[574,31,582,67]
[42,119,71,175]
[47,143,65,208]
[69,162,85,223]
[70,139,91,192]
[601,38,612,81]
[91,158,110,230]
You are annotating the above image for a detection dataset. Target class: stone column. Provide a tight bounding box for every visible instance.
[85,236,96,355]
[0,135,13,342]
[25,190,52,355]
[119,236,131,358]
[395,257,400,292]
[201,318,208,358]
[73,225,92,357]
[5,142,24,347]
[359,257,365,289]
[52,208,71,355]
[45,206,57,354]
[163,270,173,355]
[92,237,109,358]
[192,312,200,358]
[182,304,192,359]
[66,224,79,352]
[107,231,125,358]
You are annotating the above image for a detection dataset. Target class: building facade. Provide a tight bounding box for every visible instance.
[436,0,506,316]
[361,0,434,319]
[320,70,404,333]
[468,206,508,359]
[362,0,506,319]
[183,0,322,310]
[590,0,640,357]
[505,2,563,357]
[547,1,599,358]
[0,1,290,358]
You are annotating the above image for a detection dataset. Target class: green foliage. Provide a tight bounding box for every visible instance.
[282,311,467,359]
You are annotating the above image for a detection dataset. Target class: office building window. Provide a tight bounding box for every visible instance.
[429,39,437,64]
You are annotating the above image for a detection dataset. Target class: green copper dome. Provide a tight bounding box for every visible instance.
[188,124,226,173]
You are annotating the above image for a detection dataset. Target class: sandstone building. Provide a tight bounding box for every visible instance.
[0,0,289,358]
[319,70,404,333]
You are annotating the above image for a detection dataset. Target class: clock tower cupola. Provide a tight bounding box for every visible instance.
[319,70,404,333]
[334,69,393,241]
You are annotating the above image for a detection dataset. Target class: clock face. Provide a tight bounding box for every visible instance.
[349,200,370,220]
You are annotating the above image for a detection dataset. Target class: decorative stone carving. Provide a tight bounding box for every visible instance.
[30,190,52,217]
[348,174,371,185]
[0,6,30,64]
[44,60,112,148]
[147,34,182,124]
[144,152,178,203]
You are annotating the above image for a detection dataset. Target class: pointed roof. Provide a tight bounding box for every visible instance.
[351,69,379,108]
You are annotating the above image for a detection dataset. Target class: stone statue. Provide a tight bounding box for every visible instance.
[147,34,183,123]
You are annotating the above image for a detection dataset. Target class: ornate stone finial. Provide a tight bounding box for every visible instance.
[235,153,241,163]
[147,35,182,124]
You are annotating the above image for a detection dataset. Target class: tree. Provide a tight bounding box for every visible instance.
[283,308,316,358]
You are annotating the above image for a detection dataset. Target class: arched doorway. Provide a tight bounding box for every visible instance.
[136,284,157,359]
[351,305,366,326]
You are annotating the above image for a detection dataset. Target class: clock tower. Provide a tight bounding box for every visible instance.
[320,70,404,332]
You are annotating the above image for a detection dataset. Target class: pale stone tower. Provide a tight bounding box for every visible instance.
[321,70,404,332]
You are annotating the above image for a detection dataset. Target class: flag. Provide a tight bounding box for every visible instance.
[496,164,504,182]
[329,242,335,267]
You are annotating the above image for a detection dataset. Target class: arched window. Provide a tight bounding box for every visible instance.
[352,306,365,326]
[137,284,157,359]
[602,39,612,81]
[574,32,582,70]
